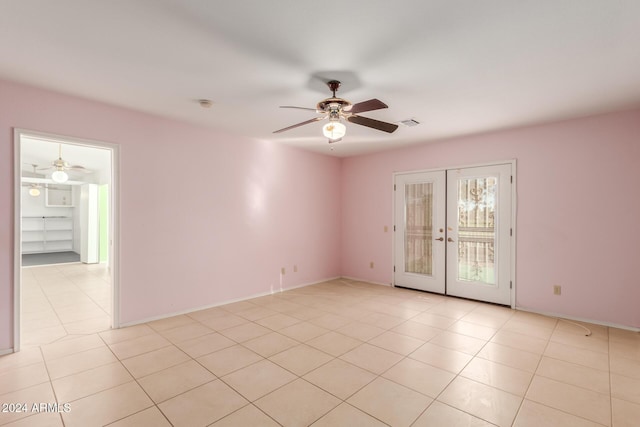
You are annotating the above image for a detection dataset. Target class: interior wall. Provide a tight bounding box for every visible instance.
[2,78,638,354]
[341,108,640,329]
[0,79,342,352]
[21,186,74,219]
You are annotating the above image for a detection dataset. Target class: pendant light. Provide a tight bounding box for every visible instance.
[51,169,68,183]
[322,121,346,140]
[25,165,42,196]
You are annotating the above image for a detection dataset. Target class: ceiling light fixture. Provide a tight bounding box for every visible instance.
[322,121,346,141]
[51,169,68,183]
[25,165,42,196]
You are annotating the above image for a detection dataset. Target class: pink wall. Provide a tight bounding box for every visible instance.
[1,79,638,353]
[0,80,342,351]
[341,109,640,328]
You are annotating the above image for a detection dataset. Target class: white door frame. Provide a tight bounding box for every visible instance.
[392,159,517,308]
[13,129,121,352]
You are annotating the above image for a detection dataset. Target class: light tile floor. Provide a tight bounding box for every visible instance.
[20,263,112,347]
[2,277,640,426]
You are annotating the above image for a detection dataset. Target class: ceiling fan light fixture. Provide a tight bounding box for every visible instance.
[28,187,41,197]
[51,170,68,183]
[322,121,346,140]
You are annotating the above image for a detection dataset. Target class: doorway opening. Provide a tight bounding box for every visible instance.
[13,130,119,352]
[393,162,516,307]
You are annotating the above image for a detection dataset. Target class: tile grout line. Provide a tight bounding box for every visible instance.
[405,312,510,427]
[518,318,612,427]
[10,277,636,426]
[95,333,174,427]
[608,331,613,427]
[509,316,557,426]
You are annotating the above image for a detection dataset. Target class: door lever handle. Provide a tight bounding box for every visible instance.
[447,237,455,242]
[435,237,444,241]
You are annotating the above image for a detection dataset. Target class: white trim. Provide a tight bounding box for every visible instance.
[13,131,22,353]
[119,277,341,328]
[510,160,517,309]
[110,141,121,329]
[0,348,14,356]
[392,159,517,308]
[392,159,517,177]
[13,129,121,352]
[391,173,396,287]
[516,306,640,333]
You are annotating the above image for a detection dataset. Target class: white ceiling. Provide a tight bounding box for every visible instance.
[2,1,640,157]
[21,136,111,184]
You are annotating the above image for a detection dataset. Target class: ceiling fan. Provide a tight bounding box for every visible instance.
[273,80,399,143]
[38,144,91,182]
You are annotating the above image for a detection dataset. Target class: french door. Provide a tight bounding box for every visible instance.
[394,163,513,305]
[394,171,447,293]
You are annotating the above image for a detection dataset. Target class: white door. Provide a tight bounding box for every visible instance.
[394,164,513,305]
[446,165,512,305]
[393,171,446,293]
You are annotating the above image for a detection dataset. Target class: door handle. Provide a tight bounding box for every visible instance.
[447,237,455,242]
[435,237,444,241]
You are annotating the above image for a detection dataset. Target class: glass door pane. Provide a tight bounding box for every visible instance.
[394,170,446,294]
[446,164,511,305]
[456,176,496,285]
[405,183,433,275]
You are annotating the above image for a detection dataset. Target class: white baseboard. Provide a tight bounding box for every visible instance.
[0,348,14,356]
[119,276,341,328]
[516,306,640,332]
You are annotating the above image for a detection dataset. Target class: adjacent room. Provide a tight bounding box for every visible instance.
[1,1,639,426]
[19,136,114,347]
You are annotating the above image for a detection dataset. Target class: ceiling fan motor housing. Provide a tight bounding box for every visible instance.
[317,98,352,116]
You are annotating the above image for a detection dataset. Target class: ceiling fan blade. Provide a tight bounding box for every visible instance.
[37,167,54,171]
[68,166,92,173]
[280,106,317,112]
[344,99,388,114]
[347,115,399,133]
[273,116,325,133]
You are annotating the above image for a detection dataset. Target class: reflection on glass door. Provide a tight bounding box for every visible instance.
[394,171,446,293]
[405,182,434,276]
[446,164,512,305]
[456,176,496,284]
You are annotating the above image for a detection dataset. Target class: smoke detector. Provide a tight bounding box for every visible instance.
[198,99,213,108]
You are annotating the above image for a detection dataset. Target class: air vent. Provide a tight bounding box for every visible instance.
[399,118,420,127]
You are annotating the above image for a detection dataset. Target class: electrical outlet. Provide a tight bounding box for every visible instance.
[281,267,285,275]
[370,261,374,269]
[293,265,298,273]
[553,285,561,295]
